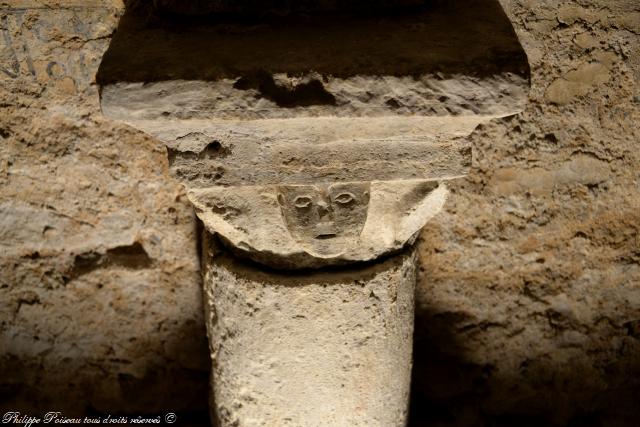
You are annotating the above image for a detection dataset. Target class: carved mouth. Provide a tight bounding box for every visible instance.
[315,233,337,240]
[315,223,336,239]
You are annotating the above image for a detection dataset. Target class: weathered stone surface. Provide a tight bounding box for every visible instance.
[102,117,476,186]
[98,0,530,146]
[97,0,529,268]
[101,75,527,121]
[98,0,528,89]
[189,180,447,268]
[203,235,416,426]
[545,62,610,105]
[1,0,640,426]
[411,0,640,425]
[0,1,209,419]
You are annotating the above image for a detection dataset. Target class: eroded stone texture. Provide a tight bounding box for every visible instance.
[95,3,513,423]
[188,180,447,268]
[203,235,416,426]
[98,0,528,90]
[411,1,640,426]
[97,0,529,268]
[105,117,474,187]
[0,1,209,418]
[2,0,640,426]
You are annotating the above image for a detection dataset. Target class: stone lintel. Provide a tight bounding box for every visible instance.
[98,0,530,121]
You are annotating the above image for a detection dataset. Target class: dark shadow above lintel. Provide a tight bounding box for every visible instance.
[97,0,530,85]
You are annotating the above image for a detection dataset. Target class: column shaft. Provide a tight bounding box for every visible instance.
[203,236,416,427]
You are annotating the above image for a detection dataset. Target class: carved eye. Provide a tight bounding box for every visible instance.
[294,196,313,209]
[334,192,356,205]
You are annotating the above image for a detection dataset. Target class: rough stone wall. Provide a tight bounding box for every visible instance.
[0,1,209,418]
[1,1,639,426]
[413,1,640,425]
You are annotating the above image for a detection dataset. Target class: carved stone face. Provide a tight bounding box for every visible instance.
[277,182,371,257]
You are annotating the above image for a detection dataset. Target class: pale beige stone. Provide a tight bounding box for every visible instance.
[203,235,416,427]
[189,180,447,268]
[4,0,640,425]
[94,2,530,423]
[106,116,477,187]
[96,0,532,269]
[101,74,528,121]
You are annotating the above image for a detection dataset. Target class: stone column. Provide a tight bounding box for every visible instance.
[203,236,417,426]
[188,179,449,425]
[97,1,529,424]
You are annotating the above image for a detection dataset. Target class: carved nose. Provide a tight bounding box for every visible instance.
[317,200,331,219]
